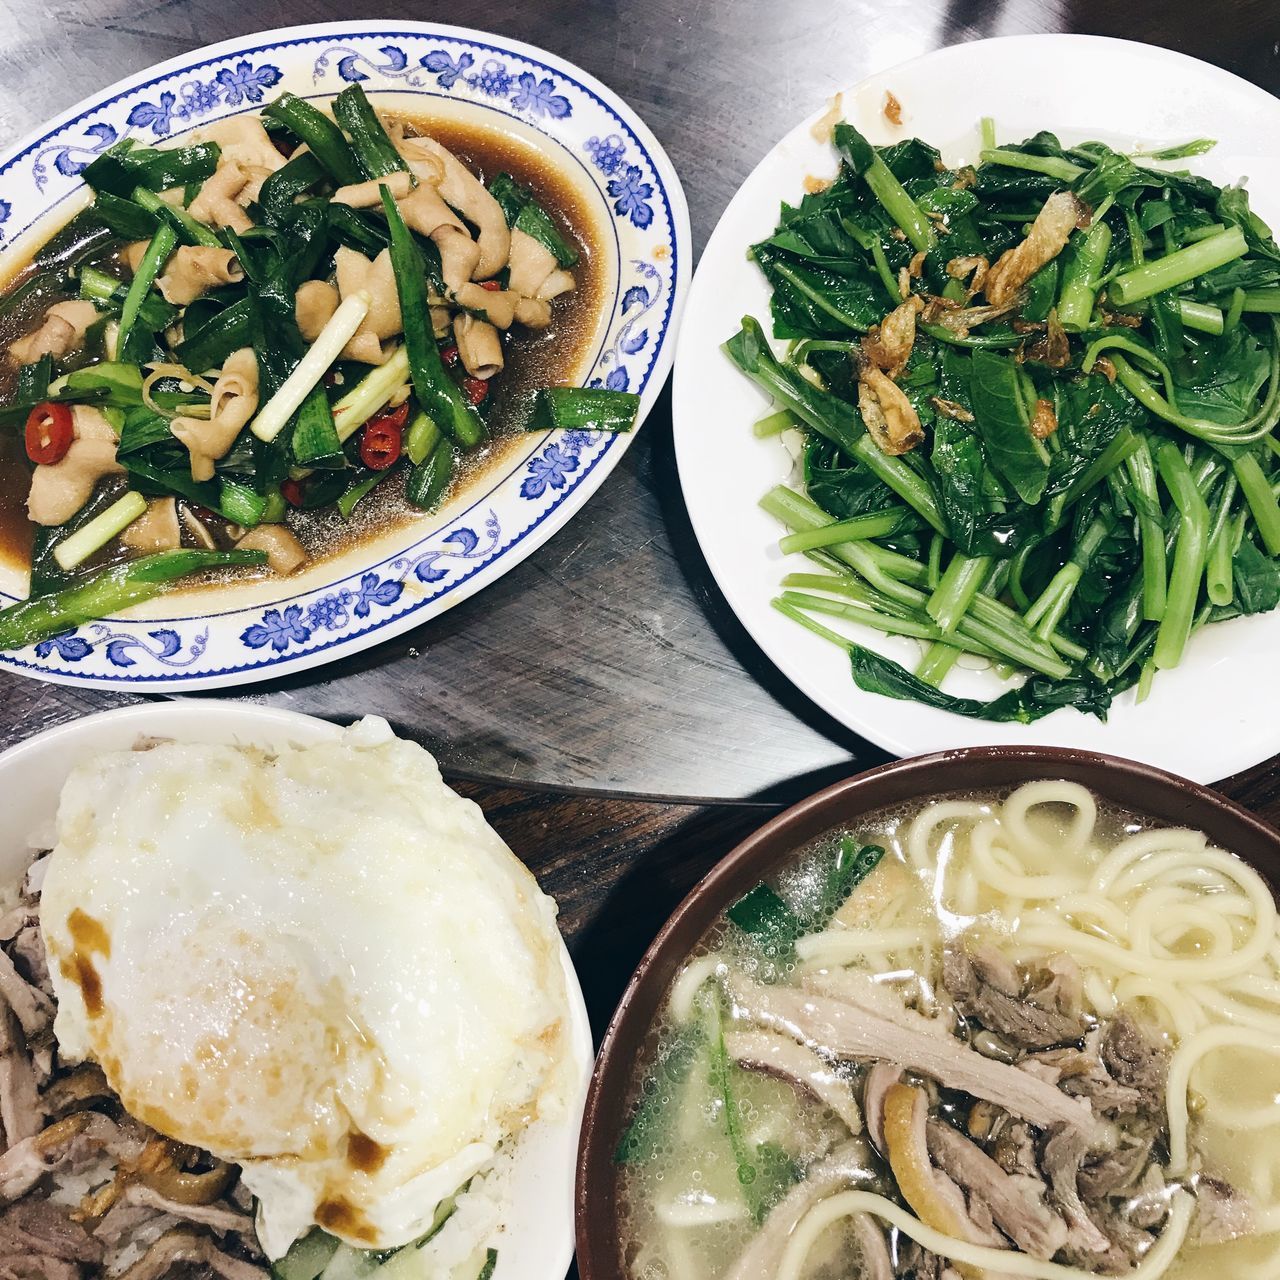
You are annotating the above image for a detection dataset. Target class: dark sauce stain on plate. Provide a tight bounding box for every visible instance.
[0,112,607,583]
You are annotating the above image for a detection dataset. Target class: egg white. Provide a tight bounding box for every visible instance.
[40,716,572,1258]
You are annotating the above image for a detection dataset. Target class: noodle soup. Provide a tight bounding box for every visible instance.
[613,782,1280,1280]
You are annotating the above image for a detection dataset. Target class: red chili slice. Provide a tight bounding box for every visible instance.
[441,344,460,368]
[281,478,305,508]
[360,419,403,470]
[367,401,410,433]
[24,402,74,466]
[479,280,502,291]
[462,376,490,406]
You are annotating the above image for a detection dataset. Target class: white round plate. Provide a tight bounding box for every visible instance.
[0,21,688,689]
[0,702,593,1280]
[675,34,1280,784]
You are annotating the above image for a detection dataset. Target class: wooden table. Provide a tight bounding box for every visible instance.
[4,0,1280,1039]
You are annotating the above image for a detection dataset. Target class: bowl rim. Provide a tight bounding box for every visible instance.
[573,742,1280,1278]
[0,701,594,1280]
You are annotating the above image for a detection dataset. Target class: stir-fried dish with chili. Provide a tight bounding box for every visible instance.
[0,85,638,652]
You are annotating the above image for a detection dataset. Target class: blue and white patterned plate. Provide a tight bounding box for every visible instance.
[0,21,689,689]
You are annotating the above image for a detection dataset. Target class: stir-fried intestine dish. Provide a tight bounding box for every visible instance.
[0,717,576,1278]
[0,85,637,652]
[615,782,1280,1280]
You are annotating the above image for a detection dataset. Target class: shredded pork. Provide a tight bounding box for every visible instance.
[722,938,1247,1277]
[0,862,267,1279]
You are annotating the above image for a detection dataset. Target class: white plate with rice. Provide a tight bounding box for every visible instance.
[0,701,593,1280]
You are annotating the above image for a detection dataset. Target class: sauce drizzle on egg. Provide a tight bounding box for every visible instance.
[346,1129,389,1174]
[60,908,110,1017]
[316,1196,378,1244]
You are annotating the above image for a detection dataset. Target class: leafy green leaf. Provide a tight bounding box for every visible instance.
[116,406,174,455]
[804,839,884,932]
[931,417,986,549]
[753,1142,802,1217]
[1174,325,1271,424]
[727,884,799,961]
[848,642,1114,721]
[1232,538,1280,614]
[1133,138,1216,161]
[1217,185,1280,262]
[82,140,221,197]
[804,438,897,520]
[614,1023,703,1164]
[723,318,864,459]
[530,387,639,433]
[1021,259,1060,323]
[878,137,944,183]
[968,350,1049,503]
[751,243,882,338]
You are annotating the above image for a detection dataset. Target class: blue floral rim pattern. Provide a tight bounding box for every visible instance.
[0,23,688,689]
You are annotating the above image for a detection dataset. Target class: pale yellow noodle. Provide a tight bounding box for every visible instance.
[1112,851,1232,897]
[669,954,723,1025]
[1132,892,1237,958]
[1167,1026,1280,1171]
[775,1189,1192,1280]
[969,818,1082,899]
[905,800,990,869]
[1092,828,1208,892]
[1000,779,1097,857]
[1083,970,1118,1017]
[796,928,929,965]
[1189,983,1280,1036]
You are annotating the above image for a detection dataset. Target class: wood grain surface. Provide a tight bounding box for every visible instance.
[5,0,1277,799]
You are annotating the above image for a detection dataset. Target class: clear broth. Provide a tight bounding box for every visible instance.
[616,788,1280,1280]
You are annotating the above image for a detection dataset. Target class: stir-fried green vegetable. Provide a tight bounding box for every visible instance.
[0,83,642,653]
[529,386,639,432]
[729,120,1280,720]
[0,549,266,651]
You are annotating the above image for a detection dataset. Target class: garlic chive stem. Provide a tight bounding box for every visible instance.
[53,491,148,571]
[250,290,372,443]
[332,345,411,443]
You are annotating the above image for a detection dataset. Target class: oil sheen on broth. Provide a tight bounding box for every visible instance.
[615,785,1280,1280]
[0,113,605,575]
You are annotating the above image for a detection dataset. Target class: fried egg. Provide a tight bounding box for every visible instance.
[39,716,572,1258]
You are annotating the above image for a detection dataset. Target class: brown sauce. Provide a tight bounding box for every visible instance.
[345,1128,389,1174]
[59,907,112,1018]
[0,111,606,575]
[316,1196,378,1244]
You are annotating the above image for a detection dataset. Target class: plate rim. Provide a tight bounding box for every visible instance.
[0,698,595,1277]
[0,19,691,691]
[673,32,1280,784]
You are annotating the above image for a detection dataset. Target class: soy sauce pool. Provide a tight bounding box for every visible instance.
[0,111,607,578]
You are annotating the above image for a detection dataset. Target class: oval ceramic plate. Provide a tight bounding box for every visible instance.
[675,34,1280,785]
[0,21,688,689]
[0,702,594,1280]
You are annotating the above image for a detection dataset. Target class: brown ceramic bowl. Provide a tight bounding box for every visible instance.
[574,745,1280,1277]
